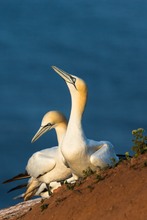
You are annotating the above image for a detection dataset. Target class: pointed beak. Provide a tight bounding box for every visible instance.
[31,125,52,143]
[51,66,76,88]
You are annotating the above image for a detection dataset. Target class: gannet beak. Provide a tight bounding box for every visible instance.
[51,66,76,88]
[31,124,52,143]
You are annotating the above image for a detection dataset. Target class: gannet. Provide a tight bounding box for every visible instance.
[24,110,73,200]
[3,111,72,200]
[51,66,119,180]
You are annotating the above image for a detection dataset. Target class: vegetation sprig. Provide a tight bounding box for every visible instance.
[132,128,147,156]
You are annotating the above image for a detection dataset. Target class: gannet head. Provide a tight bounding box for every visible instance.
[52,66,88,117]
[31,111,67,143]
[51,66,87,95]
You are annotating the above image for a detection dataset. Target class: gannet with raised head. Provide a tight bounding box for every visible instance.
[3,111,72,200]
[51,66,119,180]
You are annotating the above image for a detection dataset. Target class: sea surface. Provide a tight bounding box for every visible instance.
[0,0,147,209]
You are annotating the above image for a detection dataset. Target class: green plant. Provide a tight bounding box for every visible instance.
[132,128,147,156]
[64,181,76,190]
[95,174,104,182]
[82,167,96,178]
[125,152,131,160]
[40,203,49,212]
[76,179,83,186]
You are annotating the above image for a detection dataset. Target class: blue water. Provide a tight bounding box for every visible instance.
[0,0,147,209]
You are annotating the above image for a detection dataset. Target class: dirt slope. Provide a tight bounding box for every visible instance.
[1,154,147,220]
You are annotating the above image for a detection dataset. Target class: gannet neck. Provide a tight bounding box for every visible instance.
[51,66,87,119]
[70,85,87,121]
[52,66,88,140]
[66,77,88,136]
[54,121,67,144]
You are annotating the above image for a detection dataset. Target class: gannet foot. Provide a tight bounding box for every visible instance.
[65,179,76,184]
[65,174,79,184]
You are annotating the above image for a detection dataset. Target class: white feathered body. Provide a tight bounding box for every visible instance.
[61,121,119,177]
[26,146,71,184]
[52,68,119,178]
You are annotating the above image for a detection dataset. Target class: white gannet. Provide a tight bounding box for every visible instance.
[24,110,72,200]
[51,66,119,180]
[3,111,72,200]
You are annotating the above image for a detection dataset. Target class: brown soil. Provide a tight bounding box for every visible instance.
[1,154,147,220]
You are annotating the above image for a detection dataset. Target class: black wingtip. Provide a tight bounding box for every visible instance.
[117,154,132,160]
[3,172,30,184]
[7,183,27,193]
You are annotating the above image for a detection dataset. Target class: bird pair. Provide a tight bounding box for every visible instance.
[3,66,119,200]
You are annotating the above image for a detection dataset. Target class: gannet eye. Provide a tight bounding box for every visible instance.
[47,123,52,127]
[70,76,77,90]
[71,76,76,84]
[43,123,52,128]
